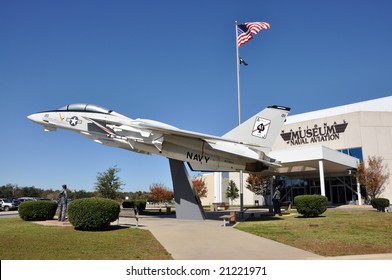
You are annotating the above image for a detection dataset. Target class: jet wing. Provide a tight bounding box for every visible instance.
[134,119,279,166]
[132,119,254,145]
[205,140,281,167]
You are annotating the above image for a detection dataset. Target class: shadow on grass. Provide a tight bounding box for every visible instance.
[294,215,327,219]
[73,224,140,232]
[243,215,287,222]
[240,212,329,222]
[141,210,176,216]
[118,223,147,228]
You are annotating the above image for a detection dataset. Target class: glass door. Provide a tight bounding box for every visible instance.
[331,185,346,204]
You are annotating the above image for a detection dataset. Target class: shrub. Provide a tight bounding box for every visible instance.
[19,200,58,221]
[294,195,327,218]
[122,200,133,208]
[371,198,390,212]
[67,197,120,230]
[122,200,146,212]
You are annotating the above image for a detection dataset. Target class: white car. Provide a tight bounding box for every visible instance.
[0,198,18,211]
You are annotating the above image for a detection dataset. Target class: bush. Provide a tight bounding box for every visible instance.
[19,200,58,221]
[294,195,327,218]
[67,197,120,230]
[122,200,146,212]
[371,198,390,212]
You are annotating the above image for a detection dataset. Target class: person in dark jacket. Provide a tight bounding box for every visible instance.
[272,186,282,216]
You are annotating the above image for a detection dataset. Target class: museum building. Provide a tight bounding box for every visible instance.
[200,96,392,206]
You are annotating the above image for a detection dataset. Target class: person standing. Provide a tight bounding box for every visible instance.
[272,186,282,216]
[58,184,68,221]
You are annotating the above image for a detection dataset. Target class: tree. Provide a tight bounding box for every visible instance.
[246,173,271,196]
[0,184,18,198]
[73,190,96,199]
[1,184,98,199]
[226,180,239,204]
[192,177,208,198]
[122,191,151,201]
[19,186,42,198]
[94,166,124,199]
[357,156,390,200]
[149,183,174,204]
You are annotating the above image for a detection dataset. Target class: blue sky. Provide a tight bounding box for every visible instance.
[1,0,392,193]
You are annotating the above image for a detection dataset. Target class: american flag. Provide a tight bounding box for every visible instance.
[237,22,271,47]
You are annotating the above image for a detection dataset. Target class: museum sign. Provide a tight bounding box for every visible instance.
[280,121,348,146]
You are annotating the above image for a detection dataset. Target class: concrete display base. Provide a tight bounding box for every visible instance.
[169,159,206,220]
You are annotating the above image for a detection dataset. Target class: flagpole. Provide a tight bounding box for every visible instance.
[235,20,244,215]
[235,21,241,125]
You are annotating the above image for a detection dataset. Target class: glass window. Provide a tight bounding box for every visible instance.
[348,147,363,162]
[85,104,111,114]
[338,147,363,162]
[222,172,230,179]
[58,103,111,114]
[68,104,88,111]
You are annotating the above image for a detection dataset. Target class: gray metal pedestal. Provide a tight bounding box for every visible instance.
[169,159,206,220]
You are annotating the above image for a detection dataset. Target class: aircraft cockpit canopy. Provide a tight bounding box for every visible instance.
[58,103,112,114]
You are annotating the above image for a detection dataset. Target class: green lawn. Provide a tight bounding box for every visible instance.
[236,209,392,256]
[2,209,392,259]
[0,218,172,260]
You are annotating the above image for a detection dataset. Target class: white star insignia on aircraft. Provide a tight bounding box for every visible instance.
[68,116,81,126]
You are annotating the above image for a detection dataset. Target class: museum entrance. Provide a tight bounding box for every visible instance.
[282,175,358,205]
[280,178,322,203]
[330,185,346,204]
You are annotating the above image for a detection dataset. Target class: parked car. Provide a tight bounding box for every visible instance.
[18,197,38,203]
[10,198,22,207]
[0,198,18,211]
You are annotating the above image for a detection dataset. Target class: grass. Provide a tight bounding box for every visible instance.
[2,209,392,259]
[235,209,392,256]
[0,218,172,260]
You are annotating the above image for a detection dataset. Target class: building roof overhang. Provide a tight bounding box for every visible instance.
[268,146,360,177]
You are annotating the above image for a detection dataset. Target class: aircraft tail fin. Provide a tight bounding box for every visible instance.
[222,105,290,153]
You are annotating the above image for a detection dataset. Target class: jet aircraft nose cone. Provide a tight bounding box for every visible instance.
[27,113,41,123]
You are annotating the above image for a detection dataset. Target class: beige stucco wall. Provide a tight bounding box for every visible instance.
[359,112,392,201]
[199,173,217,206]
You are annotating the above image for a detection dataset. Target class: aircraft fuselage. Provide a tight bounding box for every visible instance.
[28,103,290,173]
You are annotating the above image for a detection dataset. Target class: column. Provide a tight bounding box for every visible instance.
[357,180,362,206]
[319,160,326,196]
[214,172,222,203]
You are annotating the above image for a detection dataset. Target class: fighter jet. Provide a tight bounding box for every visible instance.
[27,103,290,173]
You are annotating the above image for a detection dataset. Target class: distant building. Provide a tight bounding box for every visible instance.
[200,96,392,206]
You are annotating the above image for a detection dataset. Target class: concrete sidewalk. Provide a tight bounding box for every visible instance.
[117,213,392,260]
[119,214,319,260]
